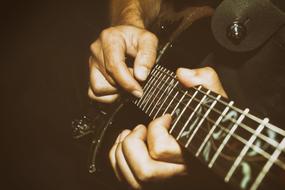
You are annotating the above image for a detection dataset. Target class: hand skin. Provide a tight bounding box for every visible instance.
[88,0,161,103]
[109,67,228,189]
[90,1,229,188]
[88,25,158,103]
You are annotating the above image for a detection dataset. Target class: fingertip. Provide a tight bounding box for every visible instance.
[132,89,144,98]
[157,114,172,124]
[134,66,150,81]
[163,114,172,121]
[176,68,196,78]
[176,68,200,88]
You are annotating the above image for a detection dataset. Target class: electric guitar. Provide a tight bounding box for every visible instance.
[73,60,285,190]
[72,5,285,190]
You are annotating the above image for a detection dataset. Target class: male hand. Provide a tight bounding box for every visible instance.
[109,115,187,190]
[88,25,158,103]
[109,67,228,189]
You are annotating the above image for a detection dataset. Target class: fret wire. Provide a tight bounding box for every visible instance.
[139,64,162,106]
[174,86,205,137]
[250,137,285,190]
[139,66,164,109]
[153,80,179,119]
[147,69,283,151]
[145,68,170,114]
[152,66,285,137]
[192,84,285,137]
[195,101,234,157]
[190,118,285,183]
[224,118,269,183]
[169,86,201,134]
[141,67,166,111]
[208,108,250,168]
[169,91,188,123]
[173,101,285,170]
[136,63,159,105]
[136,66,160,106]
[136,74,285,187]
[135,85,285,170]
[142,69,166,113]
[149,73,175,118]
[158,71,179,117]
[162,91,179,115]
[185,94,221,147]
[199,115,285,170]
[134,64,159,104]
[130,63,285,188]
[187,119,285,188]
[137,67,285,169]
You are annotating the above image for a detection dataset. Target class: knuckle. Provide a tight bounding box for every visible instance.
[201,66,218,83]
[90,78,105,95]
[149,144,167,160]
[121,135,133,150]
[100,27,118,41]
[100,28,111,39]
[89,42,97,54]
[204,66,216,77]
[91,83,102,95]
[143,31,158,43]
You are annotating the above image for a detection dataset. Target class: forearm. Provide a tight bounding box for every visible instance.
[110,0,161,28]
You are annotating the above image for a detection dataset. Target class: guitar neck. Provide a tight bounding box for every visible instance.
[132,64,285,190]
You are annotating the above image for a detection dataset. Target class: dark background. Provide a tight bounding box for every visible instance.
[2,1,284,190]
[1,1,108,189]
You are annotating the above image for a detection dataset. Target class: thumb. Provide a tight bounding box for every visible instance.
[176,67,228,97]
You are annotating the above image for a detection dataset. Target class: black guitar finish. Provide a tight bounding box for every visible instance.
[72,2,285,189]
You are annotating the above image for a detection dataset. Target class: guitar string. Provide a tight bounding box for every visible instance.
[149,66,285,144]
[136,68,285,159]
[152,66,285,138]
[134,91,285,185]
[134,82,285,168]
[134,74,285,175]
[134,64,284,185]
[145,69,282,150]
[132,65,285,185]
[146,71,285,158]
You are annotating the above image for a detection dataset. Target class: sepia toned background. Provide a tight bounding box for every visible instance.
[2,1,109,189]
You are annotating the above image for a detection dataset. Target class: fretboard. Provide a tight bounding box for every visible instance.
[132,64,285,190]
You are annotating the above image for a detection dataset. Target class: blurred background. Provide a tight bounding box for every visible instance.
[1,1,108,189]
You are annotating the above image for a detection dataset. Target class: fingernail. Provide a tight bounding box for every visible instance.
[132,90,143,98]
[136,67,150,81]
[179,68,196,77]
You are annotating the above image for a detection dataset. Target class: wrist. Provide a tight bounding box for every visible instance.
[110,0,145,29]
[111,12,145,29]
